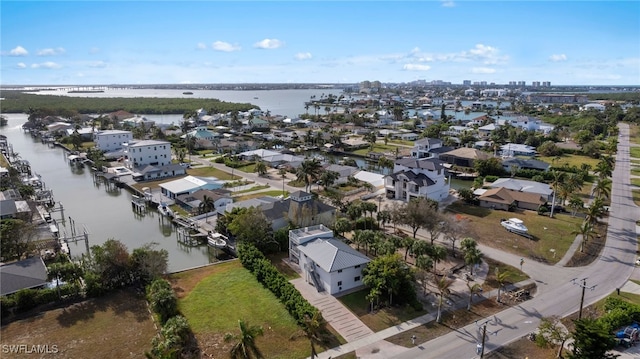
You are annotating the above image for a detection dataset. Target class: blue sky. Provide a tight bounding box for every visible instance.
[1,1,639,86]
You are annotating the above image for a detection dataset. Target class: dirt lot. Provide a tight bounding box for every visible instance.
[0,289,156,358]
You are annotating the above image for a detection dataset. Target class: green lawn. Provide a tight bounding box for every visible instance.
[237,163,258,173]
[187,166,240,180]
[178,261,310,359]
[632,178,640,187]
[537,154,600,169]
[234,190,288,201]
[630,125,640,145]
[339,289,427,332]
[353,143,402,156]
[445,202,583,263]
[631,147,640,159]
[232,184,270,194]
[632,168,640,176]
[633,190,640,207]
[287,179,306,188]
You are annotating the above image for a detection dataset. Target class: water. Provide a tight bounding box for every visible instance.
[26,88,344,119]
[0,114,214,272]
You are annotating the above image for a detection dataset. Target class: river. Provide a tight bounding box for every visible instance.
[0,114,215,272]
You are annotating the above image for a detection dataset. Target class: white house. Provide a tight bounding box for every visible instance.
[384,157,450,202]
[123,140,172,169]
[582,103,606,112]
[289,225,370,295]
[410,137,443,159]
[95,130,133,152]
[159,175,225,199]
[500,143,537,157]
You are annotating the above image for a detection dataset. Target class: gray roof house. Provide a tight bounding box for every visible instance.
[0,256,49,296]
[502,158,550,172]
[488,178,553,201]
[289,225,370,295]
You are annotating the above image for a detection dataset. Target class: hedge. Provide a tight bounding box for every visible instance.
[237,243,321,325]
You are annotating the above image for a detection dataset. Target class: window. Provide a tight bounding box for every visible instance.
[354,276,360,282]
[337,269,342,273]
[354,265,360,269]
[337,281,342,286]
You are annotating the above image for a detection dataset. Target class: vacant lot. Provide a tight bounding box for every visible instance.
[446,202,583,263]
[537,154,601,169]
[187,165,240,180]
[0,290,156,359]
[171,261,330,359]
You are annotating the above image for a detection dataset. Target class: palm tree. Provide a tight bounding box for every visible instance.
[319,170,339,190]
[255,161,267,176]
[568,195,584,217]
[466,279,482,311]
[224,320,264,359]
[464,247,483,276]
[198,195,215,221]
[592,178,612,200]
[290,311,327,359]
[549,170,564,217]
[585,197,606,226]
[435,275,453,323]
[594,158,613,179]
[278,168,287,196]
[494,268,510,303]
[572,221,596,253]
[430,245,448,273]
[296,159,322,192]
[415,255,434,296]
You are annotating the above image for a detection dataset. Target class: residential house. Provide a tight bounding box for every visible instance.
[66,127,96,141]
[289,225,370,295]
[477,187,546,211]
[582,103,606,112]
[410,137,443,159]
[487,178,553,201]
[46,122,74,136]
[384,157,450,202]
[159,175,225,200]
[478,123,498,139]
[500,143,537,157]
[122,115,155,129]
[0,199,31,220]
[123,140,172,169]
[132,163,186,181]
[324,164,359,185]
[0,256,49,296]
[95,130,133,152]
[502,158,550,173]
[175,189,233,214]
[439,148,491,168]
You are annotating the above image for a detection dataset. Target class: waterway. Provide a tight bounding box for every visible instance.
[0,114,214,272]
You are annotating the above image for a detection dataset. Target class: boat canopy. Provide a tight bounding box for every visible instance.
[508,218,524,224]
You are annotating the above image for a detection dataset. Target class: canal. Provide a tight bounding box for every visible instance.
[0,114,215,272]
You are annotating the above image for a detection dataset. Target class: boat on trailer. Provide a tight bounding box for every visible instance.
[500,218,528,234]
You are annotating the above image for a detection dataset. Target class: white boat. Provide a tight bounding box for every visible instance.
[500,218,528,234]
[158,203,174,218]
[207,232,227,248]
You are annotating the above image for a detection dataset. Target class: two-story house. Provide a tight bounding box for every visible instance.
[410,137,443,159]
[289,224,370,295]
[123,140,172,169]
[95,130,133,152]
[384,157,450,202]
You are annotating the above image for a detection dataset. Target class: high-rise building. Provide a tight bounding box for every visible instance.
[463,80,471,86]
[509,81,516,86]
[517,81,526,86]
[542,81,551,87]
[532,81,541,87]
[480,81,487,86]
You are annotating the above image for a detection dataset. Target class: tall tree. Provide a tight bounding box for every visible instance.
[592,178,612,200]
[569,318,617,359]
[399,197,437,238]
[435,275,453,323]
[494,268,510,303]
[224,320,265,359]
[466,279,482,311]
[571,221,596,253]
[296,158,323,192]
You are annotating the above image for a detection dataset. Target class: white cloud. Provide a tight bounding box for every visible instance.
[403,64,431,71]
[212,41,241,52]
[89,61,107,68]
[441,0,455,7]
[196,42,207,50]
[16,62,26,69]
[31,61,62,69]
[37,47,65,56]
[9,46,28,56]
[294,52,312,60]
[472,67,496,74]
[89,47,100,54]
[549,54,567,62]
[254,38,284,49]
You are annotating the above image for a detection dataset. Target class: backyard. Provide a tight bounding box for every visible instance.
[170,261,343,359]
[445,202,584,264]
[0,289,156,359]
[537,154,601,169]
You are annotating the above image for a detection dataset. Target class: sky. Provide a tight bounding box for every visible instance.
[1,1,639,86]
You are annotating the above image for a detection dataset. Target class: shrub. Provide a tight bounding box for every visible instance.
[14,289,38,312]
[484,175,498,183]
[146,279,178,325]
[84,271,107,298]
[1,296,16,317]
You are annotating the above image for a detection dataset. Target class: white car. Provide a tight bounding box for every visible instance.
[636,257,640,266]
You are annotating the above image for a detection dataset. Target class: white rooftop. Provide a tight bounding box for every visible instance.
[160,175,209,194]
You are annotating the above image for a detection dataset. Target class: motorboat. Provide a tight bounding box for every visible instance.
[207,232,227,249]
[500,218,528,234]
[158,202,174,218]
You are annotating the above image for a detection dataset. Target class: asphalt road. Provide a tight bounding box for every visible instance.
[392,123,639,359]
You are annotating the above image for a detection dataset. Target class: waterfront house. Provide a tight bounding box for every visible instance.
[0,199,31,220]
[500,143,537,157]
[324,164,359,185]
[502,157,550,173]
[439,148,491,169]
[0,256,48,296]
[410,137,442,159]
[123,140,172,169]
[122,115,155,129]
[66,127,96,141]
[132,163,186,181]
[95,130,133,152]
[487,178,553,201]
[175,189,233,214]
[289,224,370,295]
[159,175,225,200]
[477,187,546,211]
[384,157,450,202]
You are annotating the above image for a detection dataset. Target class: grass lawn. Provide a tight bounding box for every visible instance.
[234,190,289,201]
[632,168,640,176]
[80,141,95,150]
[237,163,257,173]
[353,143,402,156]
[633,190,640,207]
[187,166,240,180]
[0,153,8,167]
[537,154,600,169]
[232,184,270,194]
[172,261,336,359]
[131,175,188,191]
[632,178,640,187]
[630,147,640,159]
[630,124,640,145]
[0,289,156,359]
[632,159,640,165]
[287,179,306,188]
[339,289,428,332]
[445,202,583,264]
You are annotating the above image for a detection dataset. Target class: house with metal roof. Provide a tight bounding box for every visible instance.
[159,175,225,199]
[0,256,49,296]
[488,178,553,201]
[410,137,443,159]
[384,157,450,202]
[502,157,550,172]
[289,225,370,295]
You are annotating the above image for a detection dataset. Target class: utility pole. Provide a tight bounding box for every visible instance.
[571,278,597,319]
[475,318,497,358]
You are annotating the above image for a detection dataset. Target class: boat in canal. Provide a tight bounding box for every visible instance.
[207,232,227,249]
[158,202,174,218]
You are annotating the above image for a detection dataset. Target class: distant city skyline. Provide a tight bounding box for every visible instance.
[1,1,639,86]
